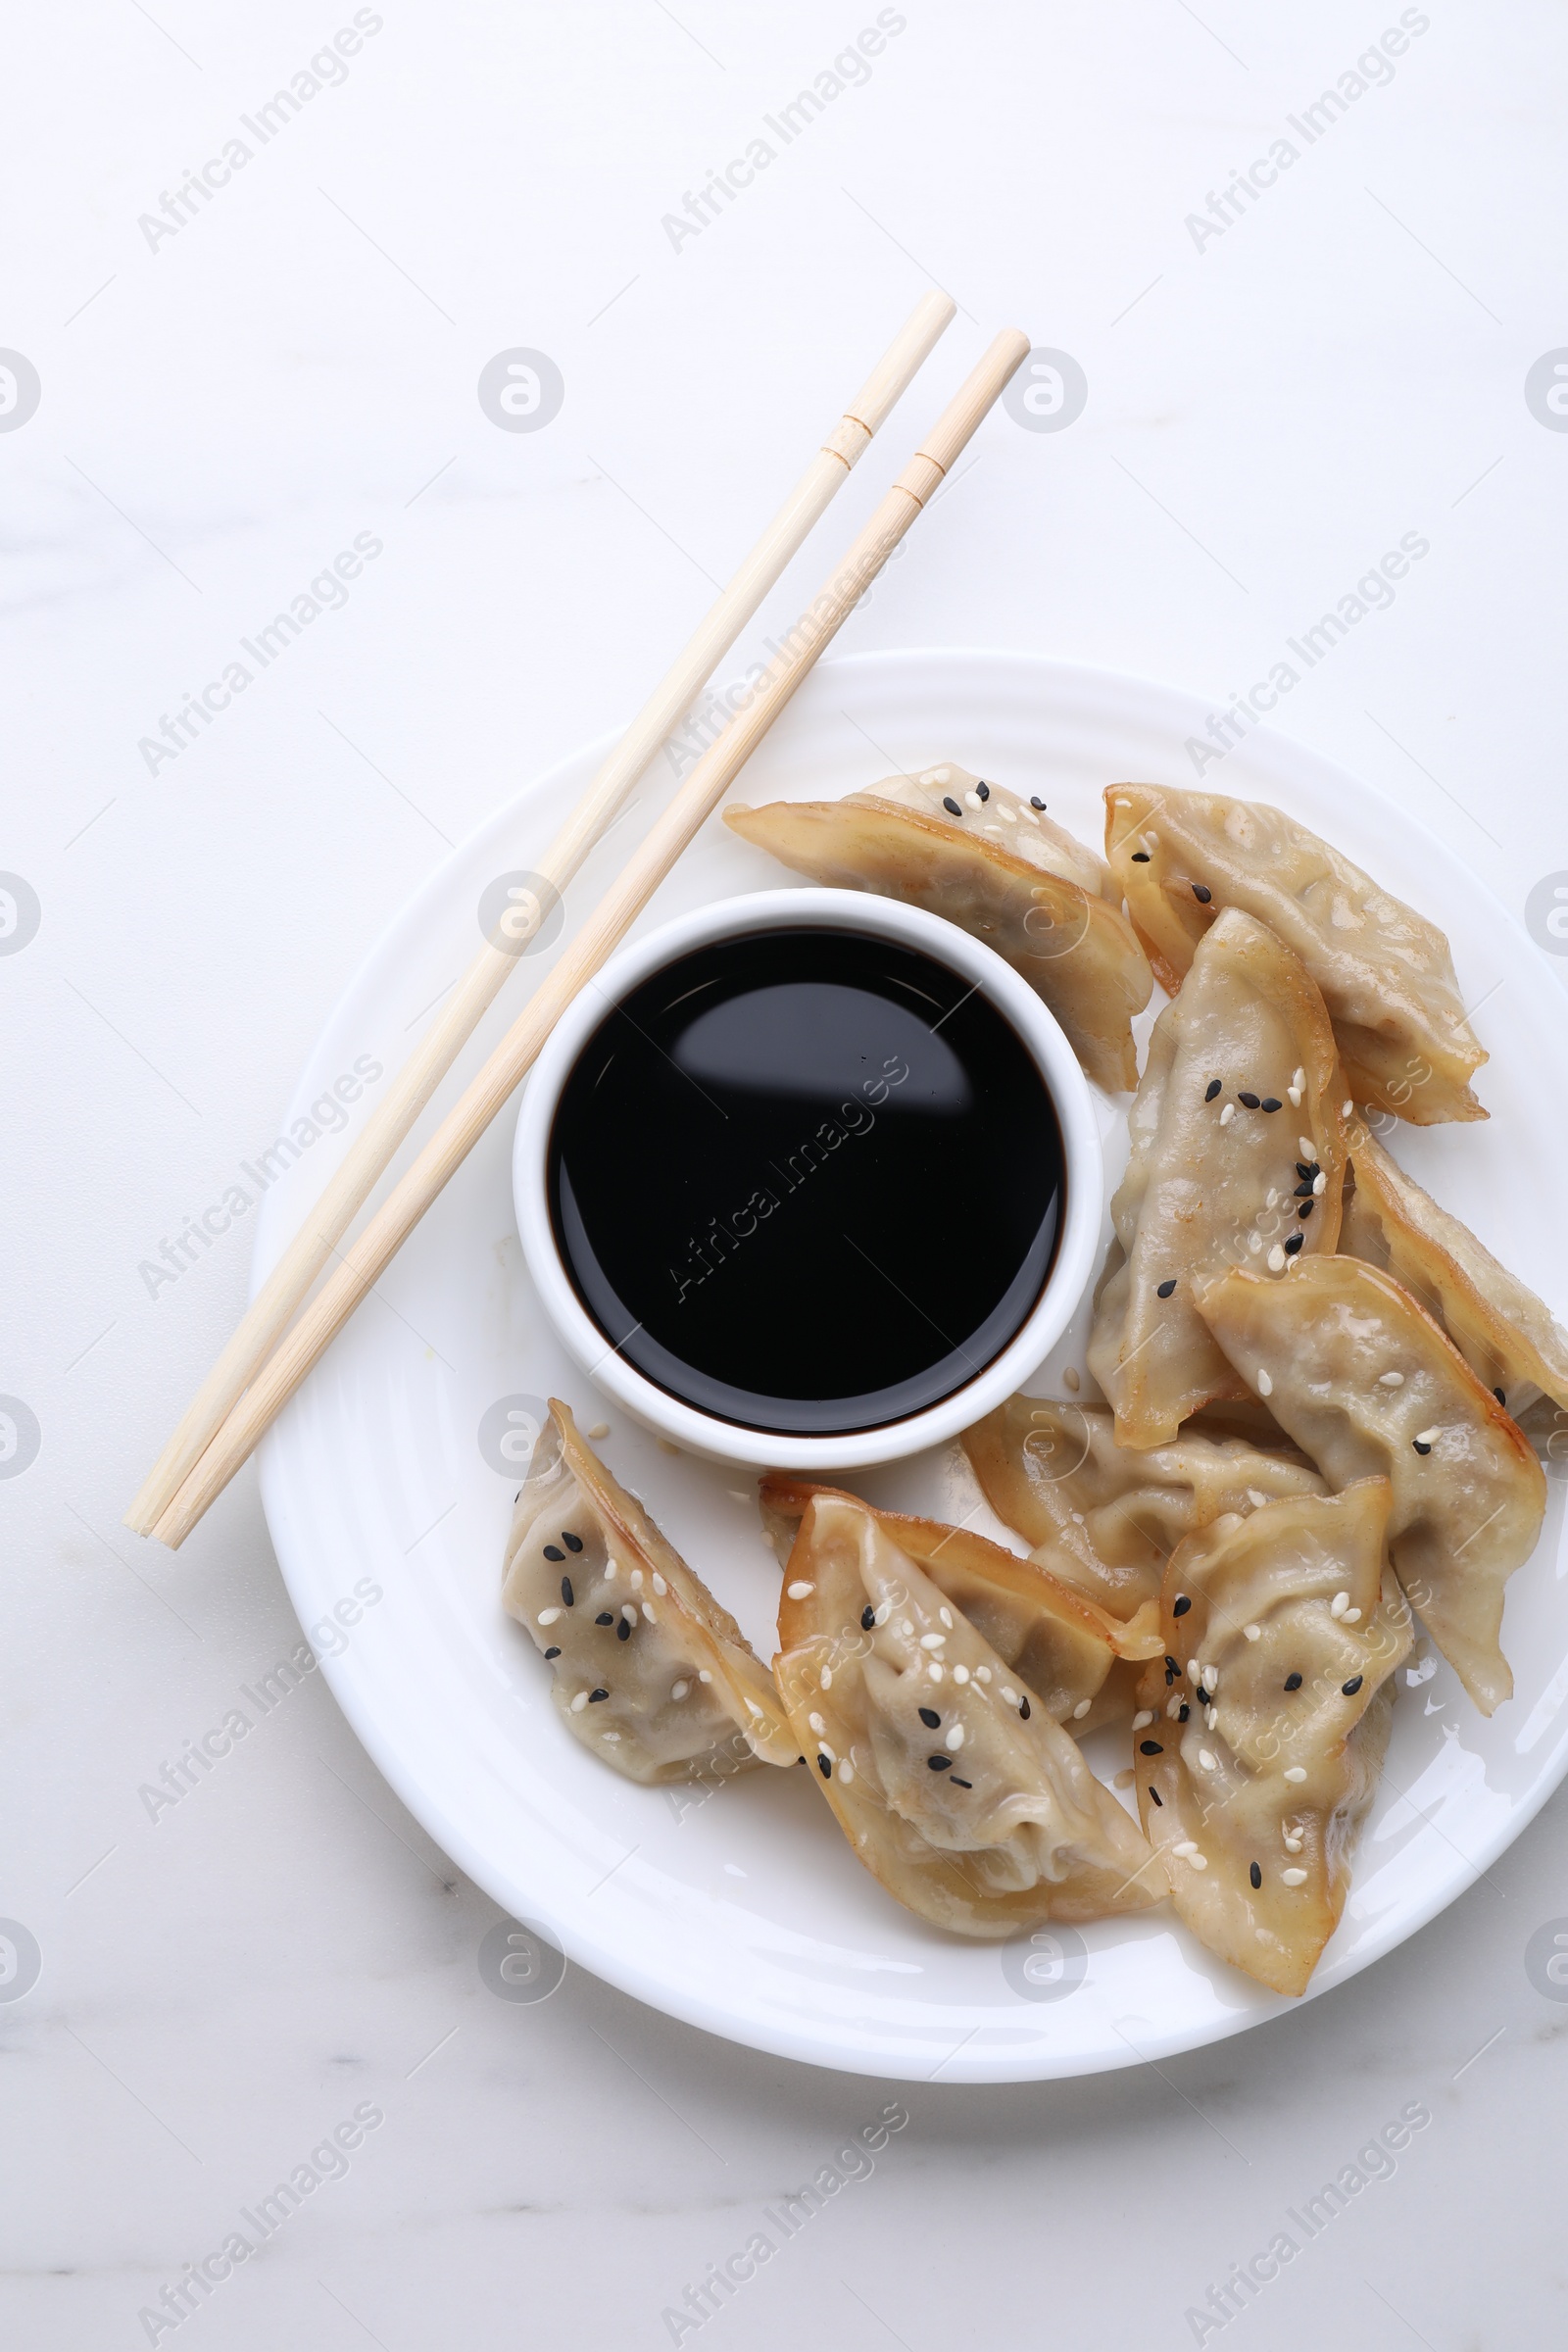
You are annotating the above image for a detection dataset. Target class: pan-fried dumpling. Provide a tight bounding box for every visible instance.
[1087,906,1348,1447]
[1197,1262,1546,1714]
[1103,783,1487,1123]
[724,767,1152,1092]
[1136,1480,1411,1996]
[502,1400,794,1782]
[1343,1130,1568,1423]
[760,1477,1162,1733]
[773,1491,1162,1936]
[962,1396,1326,1621]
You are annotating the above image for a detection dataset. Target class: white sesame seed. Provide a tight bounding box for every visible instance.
[1379,1370,1404,1387]
[1220,1103,1236,1127]
[630,1568,644,1588]
[1287,1085,1302,1107]
[838,1759,855,1785]
[1298,1136,1315,1160]
[1415,1426,1441,1447]
[953,1664,971,1685]
[874,1602,892,1626]
[641,1602,657,1624]
[1248,1233,1263,1255]
[975,1666,993,1684]
[1206,1707,1218,1731]
[699,1669,711,1683]
[1283,1765,1307,1783]
[1330,1591,1349,1617]
[1257,1369,1273,1396]
[919,769,937,785]
[817,1740,836,1764]
[1244,1623,1261,1642]
[587,1422,610,1440]
[919,1633,946,1650]
[1001,1686,1020,1706]
[946,1725,965,1749]
[670,1681,689,1700]
[1189,1852,1209,1870]
[745,1697,763,1715]
[759,1534,776,1551]
[1283,1834,1303,1852]
[1173,1840,1199,1856]
[808,1712,826,1735]
[786,1581,815,1599]
[1022,808,1040,826]
[938,1606,954,1629]
[1343,1607,1362,1624]
[1199,1748,1218,1770]
[964,790,982,809]
[537,1608,561,1626]
[604,1561,617,1581]
[1167,1693,1183,1717]
[652,1573,667,1595]
[1062,1364,1080,1392]
[621,1603,637,1624]
[928,1662,944,1683]
[1293,1068,1304,1091]
[1072,1700,1093,1720]
[1281,1867,1308,1886]
[1188,1660,1201,1683]
[900,1620,914,1637]
[1341,1100,1352,1118]
[570,1691,589,1713]
[819,1668,832,1690]
[1267,1244,1287,1272]
[1247,1490,1268,1510]
[933,766,951,783]
[999,803,1017,822]
[1203,1665,1219,1689]
[1132,1709,1154,1730]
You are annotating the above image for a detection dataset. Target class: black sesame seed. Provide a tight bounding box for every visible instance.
[543,1646,561,1659]
[1193,883,1213,904]
[1030,796,1047,810]
[1196,1687,1211,1706]
[1165,1655,1181,1672]
[1150,1787,1163,1806]
[562,1532,583,1552]
[1296,1161,1316,1181]
[950,1778,973,1789]
[1295,1181,1315,1198]
[1019,1697,1031,1720]
[1494,1387,1507,1406]
[1250,1862,1262,1889]
[927,1754,953,1771]
[1204,1078,1222,1101]
[589,1688,609,1702]
[1173,1595,1192,1617]
[561,1577,574,1607]
[1177,1702,1191,1722]
[1238,1091,1260,1108]
[543,1544,564,1562]
[1284,1233,1304,1256]
[1343,1675,1363,1695]
[860,1604,876,1631]
[1284,1673,1302,1691]
[1413,1439,1432,1456]
[616,1619,631,1641]
[975,780,990,802]
[1156,1278,1177,1298]
[1260,1098,1282,1113]
[818,1755,832,1778]
[596,1611,613,1626]
[942,795,962,817]
[1131,850,1152,862]
[918,1707,941,1729]
[1139,1740,1163,1755]
[1298,1201,1314,1220]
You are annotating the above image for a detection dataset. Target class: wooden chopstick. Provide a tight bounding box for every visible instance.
[123,291,956,1538]
[148,327,1030,1550]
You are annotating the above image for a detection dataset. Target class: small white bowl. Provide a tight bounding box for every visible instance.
[513,887,1102,1470]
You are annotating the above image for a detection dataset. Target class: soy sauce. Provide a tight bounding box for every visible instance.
[547,926,1063,1436]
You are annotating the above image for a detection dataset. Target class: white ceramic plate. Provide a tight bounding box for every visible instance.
[256,651,1568,2082]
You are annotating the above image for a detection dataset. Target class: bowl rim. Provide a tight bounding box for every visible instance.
[512,884,1103,1469]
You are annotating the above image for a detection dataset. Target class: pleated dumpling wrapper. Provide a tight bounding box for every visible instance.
[760,1477,1162,1734]
[1197,1262,1546,1715]
[1136,1480,1411,1997]
[773,1491,1162,1936]
[1103,782,1487,1123]
[1343,1129,1568,1425]
[961,1396,1326,1621]
[1087,906,1349,1448]
[723,764,1152,1092]
[502,1401,795,1783]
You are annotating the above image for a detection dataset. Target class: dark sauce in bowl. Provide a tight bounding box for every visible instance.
[547,925,1063,1436]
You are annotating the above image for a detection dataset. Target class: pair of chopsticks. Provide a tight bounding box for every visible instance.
[129,299,1029,1549]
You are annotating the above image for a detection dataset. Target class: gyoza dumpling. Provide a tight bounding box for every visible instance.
[502,1401,794,1782]
[1197,1262,1546,1714]
[773,1491,1162,1936]
[1087,906,1349,1447]
[1137,1481,1411,1996]
[1103,783,1487,1123]
[760,1477,1162,1733]
[848,764,1119,898]
[962,1396,1326,1620]
[1343,1130,1568,1424]
[724,766,1152,1092]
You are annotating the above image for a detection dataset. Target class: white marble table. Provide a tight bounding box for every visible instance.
[6,4,1567,2344]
